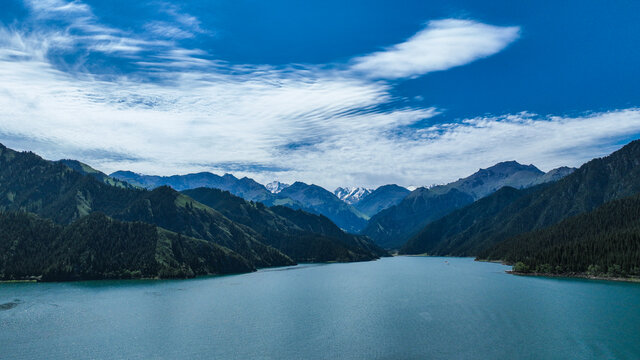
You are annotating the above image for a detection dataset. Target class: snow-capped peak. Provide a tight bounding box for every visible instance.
[334,187,373,204]
[266,181,290,194]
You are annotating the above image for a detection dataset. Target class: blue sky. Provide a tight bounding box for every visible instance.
[0,0,639,188]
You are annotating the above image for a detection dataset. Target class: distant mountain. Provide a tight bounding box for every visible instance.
[362,188,475,249]
[477,193,640,276]
[334,187,373,204]
[110,171,374,233]
[278,182,369,233]
[269,206,388,259]
[354,185,411,217]
[428,161,567,200]
[401,139,640,257]
[110,170,277,204]
[182,188,388,262]
[266,181,290,194]
[0,212,253,281]
[363,161,575,249]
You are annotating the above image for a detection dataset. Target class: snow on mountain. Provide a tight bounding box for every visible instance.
[334,187,373,204]
[266,181,290,194]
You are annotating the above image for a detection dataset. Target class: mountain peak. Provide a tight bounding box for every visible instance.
[334,187,373,205]
[266,181,290,194]
[483,161,542,174]
[429,160,546,200]
[278,182,369,233]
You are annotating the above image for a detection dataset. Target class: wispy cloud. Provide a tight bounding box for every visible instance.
[0,0,637,189]
[144,2,209,40]
[144,21,197,40]
[26,0,91,16]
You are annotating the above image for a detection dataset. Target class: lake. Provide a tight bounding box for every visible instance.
[1,257,639,359]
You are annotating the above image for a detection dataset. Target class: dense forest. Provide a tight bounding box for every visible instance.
[182,188,388,262]
[0,143,294,269]
[478,194,640,277]
[0,212,253,281]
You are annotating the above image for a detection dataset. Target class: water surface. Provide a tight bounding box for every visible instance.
[1,257,639,359]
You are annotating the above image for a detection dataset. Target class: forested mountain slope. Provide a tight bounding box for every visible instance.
[478,194,640,277]
[402,139,640,258]
[0,143,293,270]
[183,187,388,262]
[0,212,253,281]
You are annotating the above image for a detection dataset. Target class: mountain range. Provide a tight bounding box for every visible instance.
[3,138,639,280]
[277,182,370,233]
[109,172,384,233]
[181,187,387,262]
[400,139,640,276]
[111,168,417,235]
[67,157,578,249]
[110,170,278,205]
[363,161,576,249]
[0,143,387,281]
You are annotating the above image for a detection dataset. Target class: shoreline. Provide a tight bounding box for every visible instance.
[475,259,507,264]
[399,253,475,258]
[392,256,640,284]
[508,271,640,283]
[0,257,387,284]
[0,279,38,283]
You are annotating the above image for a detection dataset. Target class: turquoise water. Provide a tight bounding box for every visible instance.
[1,257,639,359]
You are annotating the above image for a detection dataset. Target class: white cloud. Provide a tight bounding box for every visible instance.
[350,19,520,79]
[1,1,638,190]
[26,0,91,16]
[264,109,640,188]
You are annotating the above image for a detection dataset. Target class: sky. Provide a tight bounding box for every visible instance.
[0,0,639,189]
